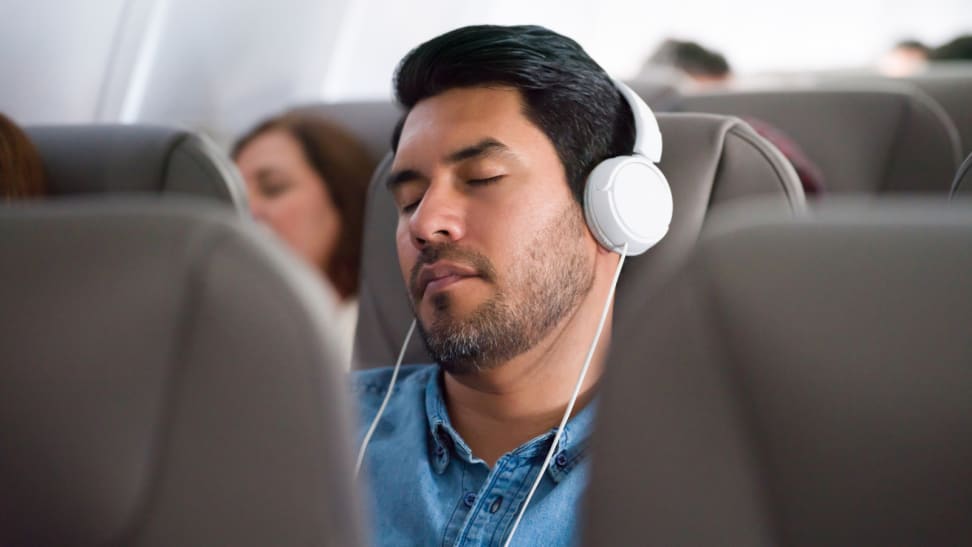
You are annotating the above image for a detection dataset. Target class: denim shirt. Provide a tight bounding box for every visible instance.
[351,364,595,547]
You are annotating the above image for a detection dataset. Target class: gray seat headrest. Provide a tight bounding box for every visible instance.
[0,200,363,546]
[25,124,248,211]
[832,65,972,157]
[353,112,805,368]
[896,70,972,157]
[681,88,962,194]
[293,101,404,163]
[584,198,972,546]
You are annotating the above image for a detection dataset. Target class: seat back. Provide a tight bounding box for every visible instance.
[584,199,972,546]
[353,112,805,368]
[0,200,363,546]
[25,124,248,211]
[899,67,972,156]
[829,63,972,156]
[681,88,962,194]
[293,101,403,163]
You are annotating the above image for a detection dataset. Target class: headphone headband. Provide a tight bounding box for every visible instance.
[613,80,663,162]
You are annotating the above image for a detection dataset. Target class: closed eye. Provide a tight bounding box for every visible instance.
[467,175,505,186]
[401,200,420,213]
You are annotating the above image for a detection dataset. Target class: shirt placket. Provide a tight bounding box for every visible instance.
[453,453,538,547]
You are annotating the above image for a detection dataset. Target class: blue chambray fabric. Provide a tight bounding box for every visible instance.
[351,364,595,547]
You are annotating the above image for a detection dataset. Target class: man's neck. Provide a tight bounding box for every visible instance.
[441,270,616,468]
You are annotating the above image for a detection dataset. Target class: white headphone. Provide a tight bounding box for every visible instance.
[583,81,673,256]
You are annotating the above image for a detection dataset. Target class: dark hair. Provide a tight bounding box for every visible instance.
[930,35,972,61]
[649,39,730,78]
[894,39,930,54]
[0,112,47,200]
[232,111,376,300]
[391,24,635,205]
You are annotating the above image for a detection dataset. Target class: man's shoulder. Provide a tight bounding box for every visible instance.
[350,364,437,436]
[350,363,437,401]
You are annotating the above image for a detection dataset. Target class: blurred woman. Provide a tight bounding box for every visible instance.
[0,112,47,200]
[233,112,375,365]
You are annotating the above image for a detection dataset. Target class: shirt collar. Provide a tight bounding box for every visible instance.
[424,368,596,483]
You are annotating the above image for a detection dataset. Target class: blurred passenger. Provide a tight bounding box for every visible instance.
[233,112,375,362]
[642,40,825,194]
[0,112,47,200]
[930,34,972,61]
[640,39,731,91]
[879,39,930,76]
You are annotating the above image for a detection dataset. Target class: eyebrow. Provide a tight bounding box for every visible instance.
[445,138,509,164]
[253,166,287,182]
[385,138,511,191]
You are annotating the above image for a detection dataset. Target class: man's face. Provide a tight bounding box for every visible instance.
[389,86,596,374]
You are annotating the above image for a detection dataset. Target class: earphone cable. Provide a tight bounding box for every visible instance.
[502,243,629,547]
[354,319,417,477]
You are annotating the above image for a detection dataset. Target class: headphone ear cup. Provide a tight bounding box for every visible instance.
[584,156,673,256]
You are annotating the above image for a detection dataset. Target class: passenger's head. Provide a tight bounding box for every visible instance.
[388,24,635,373]
[880,39,930,76]
[0,113,47,200]
[643,39,731,88]
[233,112,374,300]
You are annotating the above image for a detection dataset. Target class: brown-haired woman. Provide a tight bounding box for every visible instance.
[0,112,47,200]
[233,111,376,363]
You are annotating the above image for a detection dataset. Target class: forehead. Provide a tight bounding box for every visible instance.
[393,86,554,169]
[238,129,302,164]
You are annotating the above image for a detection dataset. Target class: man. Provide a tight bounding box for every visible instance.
[352,25,639,546]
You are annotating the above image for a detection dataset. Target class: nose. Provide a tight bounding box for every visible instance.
[408,181,466,250]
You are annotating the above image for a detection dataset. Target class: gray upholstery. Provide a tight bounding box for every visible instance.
[25,124,248,211]
[353,112,805,368]
[584,199,972,546]
[295,101,404,163]
[0,200,364,546]
[900,70,972,156]
[681,88,962,193]
[833,63,972,156]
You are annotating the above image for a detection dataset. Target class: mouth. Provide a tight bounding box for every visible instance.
[416,261,480,299]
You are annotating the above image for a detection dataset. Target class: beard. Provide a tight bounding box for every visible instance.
[409,204,594,375]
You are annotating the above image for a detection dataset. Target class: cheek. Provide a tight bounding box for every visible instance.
[396,220,416,282]
[264,188,340,263]
[261,194,305,234]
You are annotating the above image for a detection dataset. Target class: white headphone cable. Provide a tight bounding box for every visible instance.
[354,319,416,477]
[503,243,629,547]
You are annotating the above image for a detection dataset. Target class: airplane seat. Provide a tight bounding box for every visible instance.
[831,64,972,157]
[25,124,248,212]
[898,68,972,157]
[0,200,364,546]
[680,88,962,194]
[293,101,403,163]
[352,112,806,368]
[583,198,972,546]
[952,151,972,197]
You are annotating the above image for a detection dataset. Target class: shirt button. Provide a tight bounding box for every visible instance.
[435,445,445,457]
[489,495,504,514]
[555,453,569,468]
[463,492,477,508]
